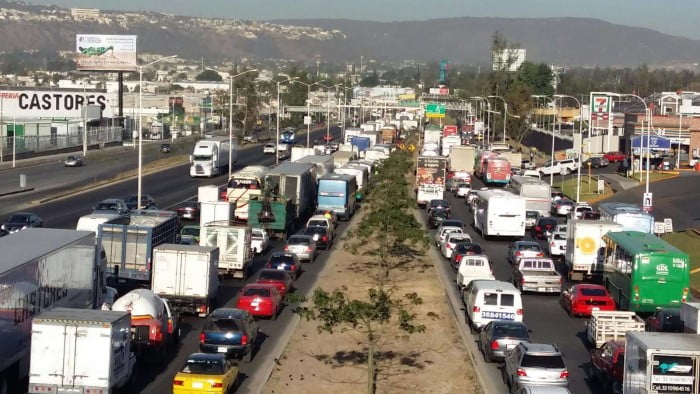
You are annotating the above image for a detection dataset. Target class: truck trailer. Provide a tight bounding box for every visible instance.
[199,224,252,279]
[295,155,334,181]
[190,136,236,177]
[0,229,108,392]
[264,162,317,219]
[565,220,623,281]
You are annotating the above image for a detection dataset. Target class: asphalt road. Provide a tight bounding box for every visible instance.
[10,126,342,394]
[424,177,603,394]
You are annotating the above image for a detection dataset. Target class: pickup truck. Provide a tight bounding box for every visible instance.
[511,257,561,294]
[537,158,580,176]
[584,310,645,349]
[591,340,625,394]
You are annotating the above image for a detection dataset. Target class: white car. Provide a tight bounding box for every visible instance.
[307,214,336,236]
[441,233,472,259]
[519,169,541,180]
[434,225,464,247]
[570,203,593,220]
[263,143,276,154]
[454,183,471,198]
[547,230,567,257]
[250,228,269,254]
[537,158,580,176]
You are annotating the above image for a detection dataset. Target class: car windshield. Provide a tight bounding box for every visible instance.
[521,354,565,369]
[308,220,328,227]
[304,228,326,236]
[67,156,77,160]
[181,227,199,236]
[287,237,309,245]
[182,358,225,375]
[442,220,462,227]
[518,243,542,251]
[526,212,538,219]
[540,219,558,226]
[206,318,241,332]
[432,210,449,218]
[228,179,260,189]
[8,214,30,223]
[252,231,265,239]
[457,183,470,188]
[269,255,294,265]
[243,287,271,297]
[493,324,529,339]
[431,200,449,207]
[259,270,288,281]
[95,203,118,211]
[180,201,198,209]
[580,287,607,297]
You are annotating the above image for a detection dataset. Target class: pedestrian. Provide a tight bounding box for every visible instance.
[530,151,535,161]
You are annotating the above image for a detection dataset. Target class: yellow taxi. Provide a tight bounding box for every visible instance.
[173,353,238,393]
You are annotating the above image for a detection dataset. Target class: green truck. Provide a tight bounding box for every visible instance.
[248,195,297,239]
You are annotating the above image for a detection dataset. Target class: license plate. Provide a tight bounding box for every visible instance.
[217,346,227,353]
[592,307,600,312]
[251,300,260,307]
[118,279,126,283]
[538,288,545,292]
[277,266,285,270]
[192,382,204,389]
[482,311,515,320]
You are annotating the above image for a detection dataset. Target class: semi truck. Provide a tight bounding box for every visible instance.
[199,224,252,279]
[415,156,447,207]
[380,126,397,144]
[0,229,108,392]
[190,136,235,177]
[624,332,700,394]
[264,162,317,219]
[100,210,179,292]
[151,244,219,317]
[199,201,235,227]
[28,309,135,394]
[440,135,461,157]
[565,220,623,281]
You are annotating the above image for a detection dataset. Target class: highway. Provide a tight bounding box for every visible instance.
[9,126,344,393]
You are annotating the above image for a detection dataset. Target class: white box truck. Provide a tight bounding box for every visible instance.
[151,244,219,317]
[198,185,220,203]
[0,229,108,391]
[291,147,317,162]
[190,136,235,177]
[199,201,235,227]
[200,224,252,279]
[296,154,334,180]
[449,145,476,173]
[565,220,622,281]
[28,309,135,394]
[76,213,126,234]
[624,332,700,394]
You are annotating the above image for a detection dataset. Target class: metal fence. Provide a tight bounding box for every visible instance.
[1,127,122,156]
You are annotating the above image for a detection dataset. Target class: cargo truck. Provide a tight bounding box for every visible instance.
[344,127,362,143]
[151,244,219,317]
[222,166,268,221]
[565,220,622,281]
[0,229,108,392]
[585,310,645,348]
[351,136,371,155]
[296,155,334,181]
[423,126,442,145]
[264,162,317,219]
[380,126,397,144]
[248,195,297,239]
[291,147,317,162]
[28,309,135,394]
[199,201,235,227]
[682,302,700,333]
[190,136,235,177]
[500,152,523,169]
[441,135,461,157]
[335,165,368,201]
[624,332,700,394]
[448,145,476,174]
[443,125,458,137]
[332,150,357,168]
[415,156,447,207]
[199,223,252,279]
[101,210,179,292]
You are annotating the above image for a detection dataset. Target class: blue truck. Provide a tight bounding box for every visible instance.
[317,173,358,221]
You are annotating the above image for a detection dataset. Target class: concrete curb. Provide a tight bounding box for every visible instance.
[0,187,35,197]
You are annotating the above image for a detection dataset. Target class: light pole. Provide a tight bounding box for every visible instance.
[275,76,297,164]
[675,93,683,169]
[488,95,509,143]
[471,96,489,144]
[318,83,341,144]
[137,54,177,211]
[554,94,583,202]
[532,95,556,185]
[227,69,258,179]
[341,86,353,141]
[292,80,326,148]
[621,93,651,204]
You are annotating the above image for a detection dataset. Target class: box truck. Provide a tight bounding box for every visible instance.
[28,309,135,394]
[199,224,252,279]
[264,162,317,219]
[0,229,108,392]
[415,156,447,207]
[199,201,235,227]
[296,155,334,181]
[151,244,219,317]
[565,220,623,281]
[332,150,357,168]
[190,136,236,177]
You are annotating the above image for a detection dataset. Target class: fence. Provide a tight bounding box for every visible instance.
[0,126,123,157]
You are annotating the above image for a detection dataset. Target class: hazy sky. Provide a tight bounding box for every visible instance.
[30,0,700,40]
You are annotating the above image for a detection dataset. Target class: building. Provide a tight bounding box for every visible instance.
[70,8,100,21]
[492,49,526,72]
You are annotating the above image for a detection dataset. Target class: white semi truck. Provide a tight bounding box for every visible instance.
[190,136,236,177]
[0,229,108,392]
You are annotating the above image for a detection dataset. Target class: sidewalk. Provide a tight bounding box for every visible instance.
[598,173,640,192]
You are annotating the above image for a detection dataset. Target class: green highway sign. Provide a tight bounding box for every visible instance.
[425,103,446,118]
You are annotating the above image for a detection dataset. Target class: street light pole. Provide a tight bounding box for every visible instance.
[488,95,508,143]
[555,94,582,201]
[275,76,296,165]
[227,69,258,180]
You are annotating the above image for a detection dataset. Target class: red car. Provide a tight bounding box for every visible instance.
[256,269,293,297]
[591,340,625,393]
[236,284,283,320]
[603,151,627,163]
[560,284,616,317]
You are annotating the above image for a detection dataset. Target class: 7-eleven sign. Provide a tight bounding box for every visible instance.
[592,94,610,114]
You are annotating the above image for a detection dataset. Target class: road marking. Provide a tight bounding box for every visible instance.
[691,267,700,275]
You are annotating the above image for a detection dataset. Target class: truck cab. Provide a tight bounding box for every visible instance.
[591,340,625,393]
[511,257,561,294]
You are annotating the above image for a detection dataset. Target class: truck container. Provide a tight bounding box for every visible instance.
[624,332,700,394]
[681,302,700,333]
[0,229,108,391]
[151,244,219,316]
[296,155,334,181]
[198,184,220,203]
[423,126,442,145]
[585,310,645,348]
[76,213,126,234]
[360,122,378,133]
[317,174,358,221]
[381,126,397,144]
[101,210,179,292]
[365,148,389,163]
[248,195,297,239]
[360,131,381,146]
[28,309,135,394]
[441,135,461,157]
[565,220,623,281]
[335,166,368,201]
[346,160,374,181]
[344,127,363,143]
[448,146,476,173]
[500,152,523,169]
[415,156,447,206]
[190,136,236,177]
[199,201,234,227]
[351,136,372,154]
[332,150,357,168]
[264,161,317,219]
[199,224,252,279]
[443,125,458,137]
[291,147,317,162]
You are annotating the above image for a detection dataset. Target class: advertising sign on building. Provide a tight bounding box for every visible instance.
[0,90,115,118]
[75,34,137,72]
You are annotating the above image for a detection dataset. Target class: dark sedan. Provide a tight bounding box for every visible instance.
[124,195,157,210]
[303,226,332,250]
[199,308,259,362]
[645,308,684,333]
[2,212,43,234]
[532,217,559,239]
[176,201,200,221]
[428,208,449,229]
[478,321,531,362]
[450,242,484,269]
[585,156,609,168]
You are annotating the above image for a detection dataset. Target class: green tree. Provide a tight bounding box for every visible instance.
[195,69,222,81]
[360,70,380,87]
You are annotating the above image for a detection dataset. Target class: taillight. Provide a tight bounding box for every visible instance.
[516,368,527,377]
[153,325,163,342]
[446,243,453,249]
[241,334,248,346]
[173,380,184,386]
[535,226,541,231]
[560,370,570,378]
[211,382,223,388]
[633,285,640,301]
[290,264,297,270]
[284,245,289,251]
[515,251,522,256]
[683,288,689,302]
[322,236,328,241]
[307,247,313,252]
[520,278,525,285]
[490,340,499,350]
[472,306,480,313]
[550,242,555,247]
[536,252,544,257]
[516,309,523,315]
[168,318,174,334]
[199,332,205,343]
[265,263,271,268]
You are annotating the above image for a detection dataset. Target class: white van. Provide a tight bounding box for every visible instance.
[462,280,523,331]
[76,213,125,234]
[456,255,495,289]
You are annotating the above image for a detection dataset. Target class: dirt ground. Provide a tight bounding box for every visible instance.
[264,212,482,394]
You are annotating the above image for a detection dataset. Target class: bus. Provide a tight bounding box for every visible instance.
[223,165,269,221]
[600,231,690,313]
[473,189,526,237]
[484,157,511,185]
[317,174,358,221]
[598,202,654,234]
[506,176,552,217]
[474,150,498,179]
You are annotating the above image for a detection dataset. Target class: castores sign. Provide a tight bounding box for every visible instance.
[0,90,115,118]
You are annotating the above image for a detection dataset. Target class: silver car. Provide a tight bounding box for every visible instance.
[64,155,84,167]
[478,321,531,362]
[284,235,317,262]
[93,198,130,215]
[504,343,569,392]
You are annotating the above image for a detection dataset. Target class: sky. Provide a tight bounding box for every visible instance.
[29,0,700,40]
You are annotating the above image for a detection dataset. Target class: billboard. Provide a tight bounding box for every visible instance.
[416,156,447,187]
[0,90,115,118]
[76,34,137,72]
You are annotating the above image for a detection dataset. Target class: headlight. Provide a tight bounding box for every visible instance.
[22,226,28,230]
[1,224,5,230]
